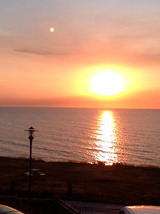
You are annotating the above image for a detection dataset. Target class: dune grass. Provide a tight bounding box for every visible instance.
[0,156,160,205]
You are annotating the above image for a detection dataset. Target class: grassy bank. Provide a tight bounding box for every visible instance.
[0,156,160,205]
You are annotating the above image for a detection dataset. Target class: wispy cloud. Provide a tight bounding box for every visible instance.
[14,48,65,56]
[1,91,160,109]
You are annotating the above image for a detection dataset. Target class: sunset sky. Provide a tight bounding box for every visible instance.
[1,0,160,108]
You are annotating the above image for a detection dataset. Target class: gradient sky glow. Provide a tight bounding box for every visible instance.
[1,0,160,108]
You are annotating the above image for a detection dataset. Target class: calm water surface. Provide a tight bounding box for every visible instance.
[0,107,160,166]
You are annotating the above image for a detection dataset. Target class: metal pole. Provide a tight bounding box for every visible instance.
[28,135,33,200]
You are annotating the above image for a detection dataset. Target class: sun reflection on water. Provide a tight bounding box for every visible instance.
[94,111,118,165]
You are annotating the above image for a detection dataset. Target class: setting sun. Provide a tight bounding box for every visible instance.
[91,71,124,96]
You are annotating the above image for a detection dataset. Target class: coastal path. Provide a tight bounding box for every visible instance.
[66,201,123,214]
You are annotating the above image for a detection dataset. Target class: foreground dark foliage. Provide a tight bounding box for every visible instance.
[0,156,160,206]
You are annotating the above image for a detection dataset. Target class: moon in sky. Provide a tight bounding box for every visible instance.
[50,27,54,32]
[91,71,124,96]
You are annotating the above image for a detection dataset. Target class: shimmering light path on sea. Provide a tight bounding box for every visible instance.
[93,111,118,165]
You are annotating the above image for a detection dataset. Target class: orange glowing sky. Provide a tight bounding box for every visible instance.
[1,0,160,109]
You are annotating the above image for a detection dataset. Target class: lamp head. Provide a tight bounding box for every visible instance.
[25,127,38,141]
[28,127,35,137]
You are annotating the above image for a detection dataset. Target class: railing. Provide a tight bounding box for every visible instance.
[56,200,81,214]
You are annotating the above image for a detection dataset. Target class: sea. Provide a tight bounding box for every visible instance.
[0,107,160,167]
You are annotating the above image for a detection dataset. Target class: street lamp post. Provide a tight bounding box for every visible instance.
[25,127,37,200]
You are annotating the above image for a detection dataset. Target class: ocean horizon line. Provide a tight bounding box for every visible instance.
[0,106,160,110]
